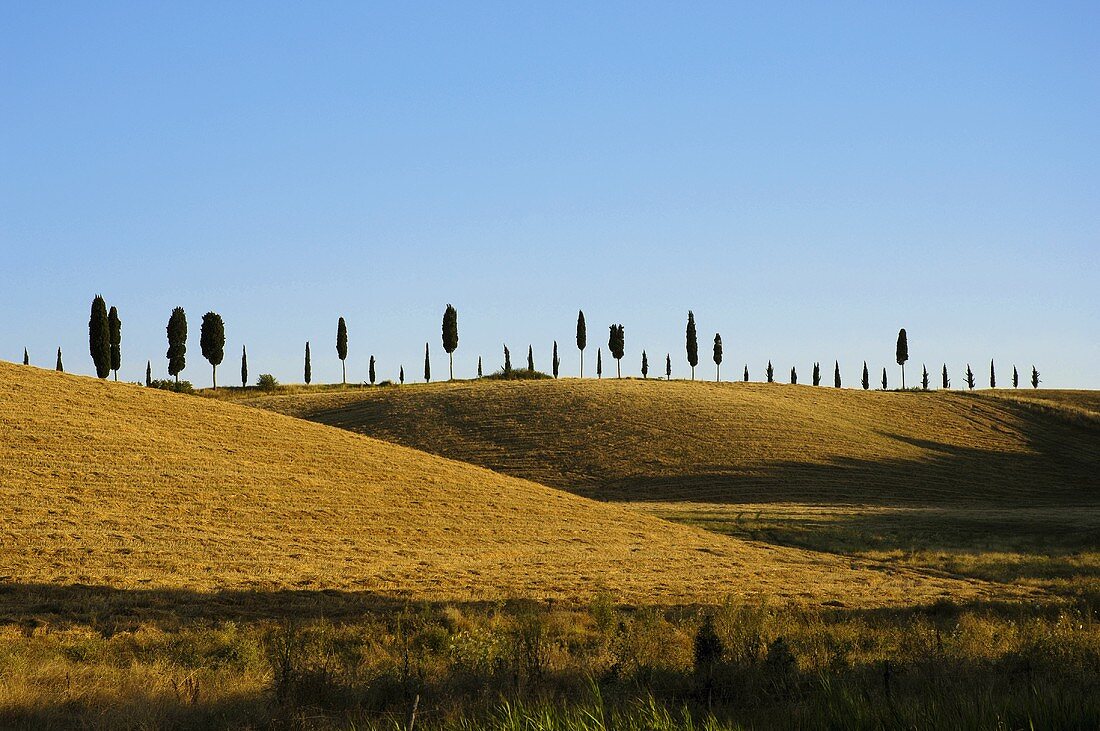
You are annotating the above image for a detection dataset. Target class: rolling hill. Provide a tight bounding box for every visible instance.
[0,361,1013,607]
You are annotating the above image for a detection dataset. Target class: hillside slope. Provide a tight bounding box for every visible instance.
[240,379,1099,507]
[0,361,1011,607]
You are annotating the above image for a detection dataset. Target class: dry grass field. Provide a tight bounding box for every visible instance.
[236,378,1100,599]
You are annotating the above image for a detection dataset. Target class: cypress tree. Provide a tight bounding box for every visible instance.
[990,359,996,388]
[743,365,749,382]
[442,305,459,380]
[834,361,841,388]
[369,355,376,385]
[881,367,888,390]
[504,344,512,374]
[166,307,187,384]
[712,333,723,381]
[527,345,534,372]
[576,310,587,377]
[200,312,225,389]
[108,306,121,381]
[241,347,248,387]
[608,324,625,378]
[1031,366,1040,389]
[336,317,348,384]
[146,360,152,387]
[597,348,603,379]
[686,311,699,380]
[666,353,672,380]
[22,348,28,365]
[862,361,870,390]
[766,360,774,383]
[790,366,797,385]
[478,356,483,378]
[641,350,649,378]
[965,364,975,390]
[424,343,431,382]
[942,364,950,389]
[304,342,312,385]
[812,362,821,386]
[400,365,405,385]
[1013,366,1019,389]
[89,295,111,378]
[896,328,909,389]
[921,364,929,390]
[56,347,63,372]
[552,341,560,379]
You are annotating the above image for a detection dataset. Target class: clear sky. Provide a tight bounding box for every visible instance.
[2,2,1097,388]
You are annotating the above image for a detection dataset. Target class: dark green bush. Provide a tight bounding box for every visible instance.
[256,374,279,391]
[148,379,194,394]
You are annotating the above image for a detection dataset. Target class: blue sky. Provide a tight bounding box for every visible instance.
[2,2,1097,387]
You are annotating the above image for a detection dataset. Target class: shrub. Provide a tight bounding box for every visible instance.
[483,368,553,381]
[256,374,279,391]
[148,379,194,394]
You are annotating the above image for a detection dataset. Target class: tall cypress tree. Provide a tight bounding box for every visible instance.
[553,341,560,379]
[608,325,625,378]
[241,346,248,388]
[336,317,348,385]
[1013,365,1019,388]
[666,353,672,380]
[504,345,512,373]
[812,362,821,386]
[743,365,749,382]
[712,333,723,381]
[369,355,376,385]
[478,356,483,378]
[442,305,459,380]
[790,366,797,384]
[107,306,122,381]
[597,348,602,379]
[686,311,699,380]
[862,361,870,390]
[166,307,187,384]
[200,312,225,389]
[965,364,975,390]
[990,359,996,388]
[1031,366,1040,388]
[424,343,431,382]
[896,328,909,389]
[146,360,152,387]
[766,360,774,383]
[56,347,63,372]
[576,310,587,377]
[400,365,405,385]
[527,345,534,372]
[881,367,888,390]
[22,348,28,365]
[89,295,111,378]
[304,342,312,385]
[641,350,649,379]
[942,364,950,389]
[921,364,929,390]
[834,361,841,388]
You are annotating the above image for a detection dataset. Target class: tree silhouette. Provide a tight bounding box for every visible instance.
[527,345,534,372]
[743,365,749,382]
[504,344,512,374]
[989,359,996,388]
[921,364,929,390]
[686,311,699,380]
[597,348,603,379]
[576,310,587,377]
[369,355,376,385]
[553,341,560,379]
[108,306,122,380]
[147,360,152,387]
[424,343,431,382]
[641,350,649,379]
[442,304,458,380]
[881,367,888,390]
[862,361,869,390]
[478,356,483,378]
[766,360,774,383]
[89,295,111,379]
[304,342,312,385]
[1013,366,1019,388]
[1031,365,1040,388]
[336,317,348,384]
[965,364,975,390]
[712,333,723,381]
[666,353,672,380]
[400,365,405,385]
[241,346,248,388]
[166,307,187,384]
[896,328,909,389]
[942,364,950,389]
[56,347,63,372]
[200,312,225,389]
[812,362,820,386]
[22,348,28,366]
[834,361,841,388]
[790,366,797,384]
[608,324,625,378]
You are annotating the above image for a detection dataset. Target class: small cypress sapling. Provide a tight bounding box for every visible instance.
[369,355,376,385]
[504,345,512,374]
[442,305,459,380]
[862,361,869,390]
[56,347,63,372]
[1013,366,1019,388]
[89,295,111,378]
[527,345,534,372]
[766,360,774,383]
[336,317,349,384]
[942,364,950,389]
[641,350,648,379]
[146,360,152,386]
[965,364,975,390]
[23,348,28,365]
[577,310,587,377]
[424,343,431,382]
[1031,365,1040,389]
[304,342,312,385]
[881,368,887,390]
[241,346,248,387]
[812,362,820,386]
[743,365,749,382]
[712,333,722,381]
[686,311,699,380]
[200,312,225,389]
[834,361,841,388]
[477,356,483,378]
[597,348,602,379]
[108,306,121,381]
[989,359,996,388]
[553,341,560,379]
[790,366,797,385]
[166,307,187,384]
[666,353,672,380]
[921,364,929,390]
